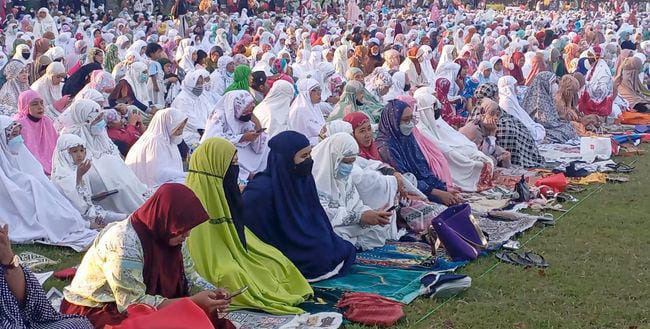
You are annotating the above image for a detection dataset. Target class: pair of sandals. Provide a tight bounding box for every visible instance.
[605,163,634,174]
[495,250,549,268]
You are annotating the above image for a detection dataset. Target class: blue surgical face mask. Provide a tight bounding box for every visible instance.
[399,121,415,136]
[7,135,24,154]
[336,162,354,179]
[90,119,107,135]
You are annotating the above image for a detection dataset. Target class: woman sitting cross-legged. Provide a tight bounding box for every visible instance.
[185,137,313,314]
[61,183,235,329]
[242,131,357,282]
[376,99,464,206]
[312,132,401,250]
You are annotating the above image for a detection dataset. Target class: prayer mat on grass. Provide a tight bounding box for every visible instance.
[225,310,343,329]
[311,265,431,304]
[477,216,538,249]
[355,241,467,271]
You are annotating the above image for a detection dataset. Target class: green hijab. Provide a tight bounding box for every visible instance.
[186,138,312,315]
[104,44,120,73]
[224,64,251,93]
[329,80,384,123]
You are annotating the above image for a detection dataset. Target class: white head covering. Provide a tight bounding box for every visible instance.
[472,60,493,85]
[33,8,59,38]
[288,78,325,145]
[436,45,456,73]
[311,132,359,201]
[497,76,546,143]
[333,45,350,77]
[31,62,66,120]
[58,99,120,159]
[44,46,66,62]
[12,44,33,65]
[124,61,151,105]
[417,45,437,86]
[125,108,187,188]
[383,71,408,103]
[178,46,197,74]
[0,116,95,250]
[171,70,211,144]
[58,99,147,213]
[253,80,295,137]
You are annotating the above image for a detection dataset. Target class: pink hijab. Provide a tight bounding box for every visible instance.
[14,90,58,175]
[396,95,454,187]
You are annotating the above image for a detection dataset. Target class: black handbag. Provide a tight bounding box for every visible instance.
[513,175,532,202]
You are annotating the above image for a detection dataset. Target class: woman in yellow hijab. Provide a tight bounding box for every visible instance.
[186,137,312,315]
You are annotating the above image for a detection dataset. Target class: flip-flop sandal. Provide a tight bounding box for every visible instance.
[518,252,549,268]
[565,185,587,193]
[555,193,578,203]
[495,250,519,265]
[606,163,635,173]
[534,213,556,226]
[606,175,630,183]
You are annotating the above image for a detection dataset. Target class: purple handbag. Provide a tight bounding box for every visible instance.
[430,204,488,261]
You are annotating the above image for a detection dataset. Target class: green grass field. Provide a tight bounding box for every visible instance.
[12,153,650,329]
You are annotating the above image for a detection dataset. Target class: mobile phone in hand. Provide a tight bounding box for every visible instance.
[229,285,249,298]
[255,128,266,133]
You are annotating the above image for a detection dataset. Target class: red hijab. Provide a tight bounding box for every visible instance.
[344,112,381,161]
[509,51,526,85]
[130,183,210,299]
[435,78,453,117]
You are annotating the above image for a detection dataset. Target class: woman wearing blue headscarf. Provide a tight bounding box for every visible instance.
[376,100,463,206]
[241,131,356,282]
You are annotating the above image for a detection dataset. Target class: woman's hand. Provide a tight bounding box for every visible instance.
[361,210,392,226]
[431,189,464,206]
[240,131,261,142]
[0,224,14,265]
[190,290,230,317]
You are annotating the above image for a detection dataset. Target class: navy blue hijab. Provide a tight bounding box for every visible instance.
[376,100,447,200]
[576,58,590,75]
[242,131,356,280]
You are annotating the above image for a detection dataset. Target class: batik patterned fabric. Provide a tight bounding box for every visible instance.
[1,266,93,328]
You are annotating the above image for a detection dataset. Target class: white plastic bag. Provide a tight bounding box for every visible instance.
[580,137,612,163]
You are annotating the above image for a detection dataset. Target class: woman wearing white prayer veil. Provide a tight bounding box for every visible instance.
[31,62,69,120]
[59,99,147,214]
[253,52,276,76]
[414,88,494,192]
[202,90,269,181]
[383,71,409,103]
[52,134,127,226]
[127,40,148,59]
[417,45,437,87]
[253,80,295,137]
[125,108,188,188]
[33,8,59,38]
[333,45,350,77]
[178,46,197,77]
[171,70,211,146]
[289,78,327,146]
[498,76,546,144]
[0,115,97,251]
[209,55,235,98]
[215,28,232,55]
[312,132,399,250]
[436,44,457,72]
